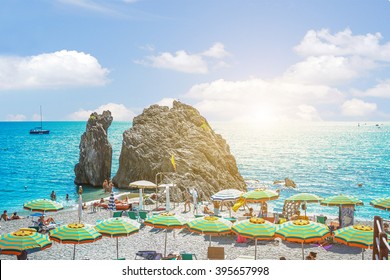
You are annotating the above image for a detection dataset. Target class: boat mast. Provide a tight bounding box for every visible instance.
[40,105,43,129]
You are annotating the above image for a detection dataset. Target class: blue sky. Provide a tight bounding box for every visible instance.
[1,0,390,122]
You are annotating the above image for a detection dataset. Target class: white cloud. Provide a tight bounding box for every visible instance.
[139,50,208,74]
[68,103,135,121]
[0,50,109,91]
[296,105,322,121]
[186,78,343,122]
[295,28,390,61]
[341,98,377,117]
[202,43,230,59]
[136,43,230,74]
[181,28,390,122]
[6,114,26,121]
[354,80,390,99]
[283,55,375,86]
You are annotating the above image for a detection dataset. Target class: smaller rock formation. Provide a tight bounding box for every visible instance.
[74,111,113,187]
[284,178,296,188]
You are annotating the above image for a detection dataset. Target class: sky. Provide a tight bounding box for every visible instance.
[1,0,390,122]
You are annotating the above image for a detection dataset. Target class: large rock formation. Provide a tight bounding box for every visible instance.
[112,101,246,200]
[74,111,113,186]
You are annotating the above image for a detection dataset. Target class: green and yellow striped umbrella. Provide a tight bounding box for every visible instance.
[0,228,52,255]
[24,199,63,212]
[49,223,102,260]
[320,195,363,206]
[333,225,374,259]
[95,218,140,259]
[144,213,187,229]
[275,220,331,259]
[286,193,323,203]
[232,217,276,259]
[286,193,323,216]
[370,197,390,211]
[186,216,232,246]
[144,213,186,257]
[242,188,279,203]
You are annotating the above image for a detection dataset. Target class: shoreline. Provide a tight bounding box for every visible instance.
[0,202,375,260]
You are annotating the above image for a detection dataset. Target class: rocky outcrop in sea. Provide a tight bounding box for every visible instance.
[112,101,246,199]
[74,111,113,187]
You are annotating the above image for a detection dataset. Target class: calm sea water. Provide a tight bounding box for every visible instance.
[0,121,389,220]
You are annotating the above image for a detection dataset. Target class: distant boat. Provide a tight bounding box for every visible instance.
[30,106,50,134]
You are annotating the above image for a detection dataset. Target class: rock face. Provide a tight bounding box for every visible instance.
[112,101,246,200]
[74,111,113,187]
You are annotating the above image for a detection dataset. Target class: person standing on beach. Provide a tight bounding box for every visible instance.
[78,186,83,195]
[102,179,109,193]
[184,191,191,212]
[66,194,69,201]
[108,180,114,193]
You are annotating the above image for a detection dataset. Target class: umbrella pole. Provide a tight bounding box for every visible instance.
[164,229,168,257]
[209,235,212,247]
[301,242,304,260]
[117,238,119,260]
[255,239,257,260]
[73,244,76,260]
[362,248,364,260]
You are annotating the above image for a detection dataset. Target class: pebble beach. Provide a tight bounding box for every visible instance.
[0,200,371,261]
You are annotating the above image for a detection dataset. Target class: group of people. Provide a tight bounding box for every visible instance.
[1,210,21,221]
[102,179,114,193]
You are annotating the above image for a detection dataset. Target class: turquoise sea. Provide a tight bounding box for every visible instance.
[0,121,389,220]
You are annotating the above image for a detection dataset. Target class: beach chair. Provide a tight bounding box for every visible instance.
[112,211,123,218]
[180,253,197,260]
[316,216,327,224]
[135,250,162,260]
[138,211,148,222]
[128,211,139,220]
[207,246,226,260]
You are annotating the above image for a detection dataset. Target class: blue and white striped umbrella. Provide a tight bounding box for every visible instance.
[108,192,116,215]
[211,189,244,201]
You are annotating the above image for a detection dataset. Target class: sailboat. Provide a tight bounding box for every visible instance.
[29,106,50,134]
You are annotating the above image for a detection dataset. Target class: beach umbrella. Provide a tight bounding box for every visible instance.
[232,217,276,259]
[285,193,323,216]
[129,180,157,210]
[242,188,279,217]
[211,189,244,217]
[333,224,374,260]
[108,192,116,217]
[144,213,186,257]
[95,218,140,259]
[370,197,390,211]
[211,189,244,201]
[49,223,102,260]
[24,199,63,213]
[275,220,331,260]
[186,216,232,247]
[0,228,52,256]
[242,188,279,203]
[320,194,364,207]
[321,195,363,227]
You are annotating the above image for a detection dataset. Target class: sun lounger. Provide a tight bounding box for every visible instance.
[180,252,197,260]
[135,250,162,260]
